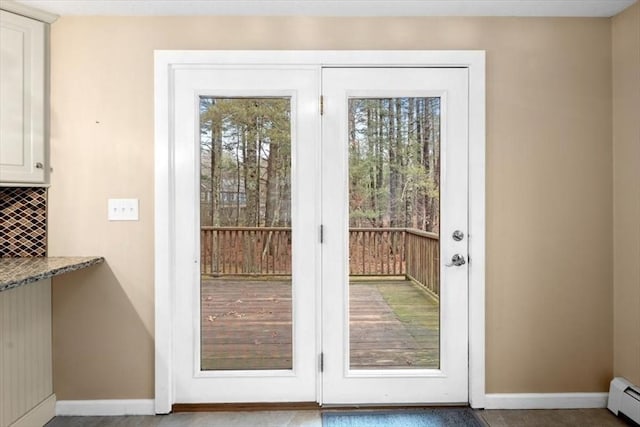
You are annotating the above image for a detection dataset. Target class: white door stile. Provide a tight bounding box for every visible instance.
[154,51,485,412]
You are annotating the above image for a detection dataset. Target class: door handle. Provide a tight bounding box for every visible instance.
[445,254,466,267]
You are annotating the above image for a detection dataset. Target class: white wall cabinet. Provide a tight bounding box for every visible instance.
[0,10,48,185]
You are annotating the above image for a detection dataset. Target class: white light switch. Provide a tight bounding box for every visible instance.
[108,198,139,221]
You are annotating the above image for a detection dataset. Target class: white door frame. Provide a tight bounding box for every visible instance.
[154,50,485,414]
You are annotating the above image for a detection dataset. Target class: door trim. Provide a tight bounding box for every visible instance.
[154,50,486,414]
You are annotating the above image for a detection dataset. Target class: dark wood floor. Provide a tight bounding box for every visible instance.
[47,409,633,427]
[200,277,439,371]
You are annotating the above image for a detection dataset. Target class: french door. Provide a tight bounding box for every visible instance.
[171,65,468,405]
[172,67,320,402]
[321,68,468,404]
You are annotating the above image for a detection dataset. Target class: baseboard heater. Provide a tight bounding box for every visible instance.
[608,377,640,425]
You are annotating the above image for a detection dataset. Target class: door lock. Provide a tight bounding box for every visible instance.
[452,230,464,241]
[445,254,466,267]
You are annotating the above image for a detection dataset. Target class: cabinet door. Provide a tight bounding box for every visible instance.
[0,10,46,184]
[0,279,53,427]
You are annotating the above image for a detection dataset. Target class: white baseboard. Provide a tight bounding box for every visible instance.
[55,399,155,416]
[484,393,609,409]
[10,394,56,427]
[53,394,609,414]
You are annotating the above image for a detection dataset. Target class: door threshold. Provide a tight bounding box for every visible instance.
[172,402,470,413]
[321,404,470,410]
[172,402,321,412]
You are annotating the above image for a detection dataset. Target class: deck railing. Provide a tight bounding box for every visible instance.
[405,229,440,296]
[201,226,292,275]
[348,228,405,276]
[200,226,439,294]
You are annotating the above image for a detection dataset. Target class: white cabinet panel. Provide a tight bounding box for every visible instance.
[0,10,47,185]
[0,279,54,427]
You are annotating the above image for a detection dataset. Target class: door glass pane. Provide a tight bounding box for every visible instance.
[348,98,440,370]
[200,97,292,370]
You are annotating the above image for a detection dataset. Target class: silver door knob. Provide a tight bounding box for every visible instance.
[446,254,466,267]
[35,162,44,169]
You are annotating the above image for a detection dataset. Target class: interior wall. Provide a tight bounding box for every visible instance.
[612,2,640,387]
[48,16,613,399]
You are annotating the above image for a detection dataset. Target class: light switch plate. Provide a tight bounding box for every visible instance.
[108,198,139,221]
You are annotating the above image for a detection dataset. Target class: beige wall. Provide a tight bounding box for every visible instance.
[48,16,614,399]
[612,2,640,387]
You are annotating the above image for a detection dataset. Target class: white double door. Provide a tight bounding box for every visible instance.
[172,65,469,405]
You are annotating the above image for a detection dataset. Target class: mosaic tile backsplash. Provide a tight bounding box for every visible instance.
[0,187,47,257]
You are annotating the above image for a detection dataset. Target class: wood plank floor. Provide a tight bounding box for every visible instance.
[200,278,439,371]
[46,409,632,427]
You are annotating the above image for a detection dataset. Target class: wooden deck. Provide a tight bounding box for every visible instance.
[200,278,439,371]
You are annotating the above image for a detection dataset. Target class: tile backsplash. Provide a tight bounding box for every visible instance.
[0,187,47,257]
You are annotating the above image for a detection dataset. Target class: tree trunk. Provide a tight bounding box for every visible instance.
[388,99,399,227]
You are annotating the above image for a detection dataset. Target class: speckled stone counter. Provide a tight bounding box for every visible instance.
[0,256,104,292]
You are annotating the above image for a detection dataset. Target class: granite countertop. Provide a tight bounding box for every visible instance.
[0,256,105,292]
